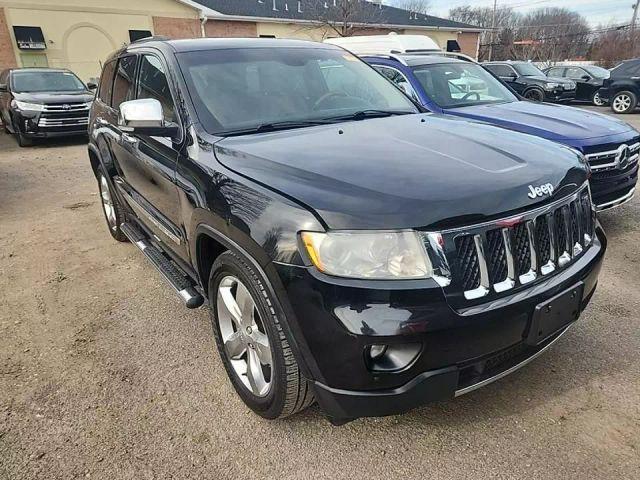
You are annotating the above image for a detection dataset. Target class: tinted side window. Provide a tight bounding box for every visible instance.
[547,67,565,77]
[97,60,116,105]
[137,55,176,122]
[112,56,137,110]
[486,65,514,77]
[565,67,586,79]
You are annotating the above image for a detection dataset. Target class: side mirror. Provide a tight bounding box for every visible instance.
[118,99,179,138]
[0,83,7,92]
[581,75,591,81]
[87,82,98,90]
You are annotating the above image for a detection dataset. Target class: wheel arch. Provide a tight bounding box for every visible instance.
[193,222,318,382]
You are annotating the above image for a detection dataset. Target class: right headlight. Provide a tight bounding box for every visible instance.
[300,230,433,280]
[544,82,560,90]
[13,100,45,112]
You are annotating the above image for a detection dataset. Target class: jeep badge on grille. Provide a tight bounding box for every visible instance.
[527,183,554,199]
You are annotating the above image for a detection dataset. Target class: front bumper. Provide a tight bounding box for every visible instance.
[276,226,606,421]
[545,88,576,102]
[12,109,88,138]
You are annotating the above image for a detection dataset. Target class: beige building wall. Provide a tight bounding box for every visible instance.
[0,0,199,80]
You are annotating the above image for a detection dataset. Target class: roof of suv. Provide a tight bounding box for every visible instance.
[126,37,337,53]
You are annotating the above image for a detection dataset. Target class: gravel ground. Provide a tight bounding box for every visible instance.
[1,107,639,480]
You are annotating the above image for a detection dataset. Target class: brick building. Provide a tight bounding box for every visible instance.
[0,0,481,81]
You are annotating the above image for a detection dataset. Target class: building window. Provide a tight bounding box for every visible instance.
[446,40,461,53]
[129,30,152,43]
[13,26,46,50]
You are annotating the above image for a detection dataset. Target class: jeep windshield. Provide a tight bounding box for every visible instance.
[177,47,418,136]
[11,71,86,93]
[412,63,518,109]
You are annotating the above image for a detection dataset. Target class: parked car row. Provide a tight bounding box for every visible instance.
[0,34,636,424]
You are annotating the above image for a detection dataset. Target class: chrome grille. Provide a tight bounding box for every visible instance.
[585,142,640,172]
[38,103,89,129]
[448,185,595,301]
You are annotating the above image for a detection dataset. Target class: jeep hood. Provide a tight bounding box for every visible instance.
[447,101,634,143]
[214,114,587,230]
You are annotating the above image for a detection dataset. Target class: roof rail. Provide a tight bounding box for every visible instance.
[130,35,170,45]
[359,53,409,66]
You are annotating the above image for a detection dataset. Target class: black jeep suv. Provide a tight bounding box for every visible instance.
[484,61,576,102]
[0,68,96,146]
[88,38,605,424]
[599,58,640,114]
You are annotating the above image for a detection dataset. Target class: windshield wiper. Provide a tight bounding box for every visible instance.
[222,120,329,137]
[324,109,414,122]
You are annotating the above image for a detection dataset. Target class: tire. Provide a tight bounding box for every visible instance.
[524,88,545,102]
[97,169,128,242]
[14,123,33,147]
[611,91,637,114]
[592,91,606,107]
[209,251,314,419]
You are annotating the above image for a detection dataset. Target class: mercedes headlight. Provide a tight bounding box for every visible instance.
[300,230,433,279]
[13,101,45,112]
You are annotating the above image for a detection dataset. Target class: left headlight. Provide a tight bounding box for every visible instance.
[300,230,433,280]
[544,82,560,90]
[13,101,45,112]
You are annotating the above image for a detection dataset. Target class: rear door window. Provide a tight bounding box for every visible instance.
[97,60,116,105]
[111,55,138,110]
[486,64,515,78]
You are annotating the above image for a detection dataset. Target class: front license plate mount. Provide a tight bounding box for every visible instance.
[526,282,584,346]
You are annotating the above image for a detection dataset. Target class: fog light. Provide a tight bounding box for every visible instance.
[365,343,422,372]
[368,344,387,360]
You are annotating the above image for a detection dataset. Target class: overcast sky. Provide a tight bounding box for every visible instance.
[387,0,636,27]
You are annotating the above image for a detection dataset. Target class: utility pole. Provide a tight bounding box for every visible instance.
[488,0,498,61]
[632,1,640,56]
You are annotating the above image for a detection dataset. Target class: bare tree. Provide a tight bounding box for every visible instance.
[304,0,386,37]
[449,5,519,61]
[393,0,432,15]
[589,26,634,67]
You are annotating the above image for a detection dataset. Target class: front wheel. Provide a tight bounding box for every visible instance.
[209,251,314,419]
[611,91,637,114]
[524,88,545,102]
[14,123,33,147]
[592,91,606,106]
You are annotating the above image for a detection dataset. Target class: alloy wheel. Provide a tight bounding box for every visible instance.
[613,94,632,113]
[525,89,544,102]
[593,92,605,106]
[216,275,273,397]
[100,174,117,232]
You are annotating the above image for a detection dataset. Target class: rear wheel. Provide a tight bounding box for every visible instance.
[524,88,545,102]
[611,91,637,114]
[98,169,127,242]
[209,251,314,419]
